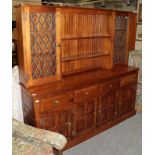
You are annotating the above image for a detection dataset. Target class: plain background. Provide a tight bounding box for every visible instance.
[0,0,155,154]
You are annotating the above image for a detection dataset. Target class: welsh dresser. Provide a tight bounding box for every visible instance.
[16,4,138,150]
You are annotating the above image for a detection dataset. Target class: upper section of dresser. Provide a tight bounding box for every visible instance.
[16,4,137,88]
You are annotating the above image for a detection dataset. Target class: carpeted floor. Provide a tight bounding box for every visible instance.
[64,113,142,155]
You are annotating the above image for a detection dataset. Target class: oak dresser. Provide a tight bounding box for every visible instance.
[16,4,138,150]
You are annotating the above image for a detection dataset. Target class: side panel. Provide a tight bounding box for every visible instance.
[128,13,137,51]
[16,7,28,86]
[21,87,36,126]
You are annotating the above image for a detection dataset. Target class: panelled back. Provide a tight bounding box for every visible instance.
[60,10,113,75]
[60,13,110,38]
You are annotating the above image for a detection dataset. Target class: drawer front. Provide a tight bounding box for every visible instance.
[38,92,74,113]
[75,85,99,102]
[121,74,137,87]
[102,80,120,95]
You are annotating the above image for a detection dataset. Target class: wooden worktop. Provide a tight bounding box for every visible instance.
[22,64,138,96]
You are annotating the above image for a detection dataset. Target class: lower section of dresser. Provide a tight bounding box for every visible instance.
[21,66,138,151]
[64,110,136,150]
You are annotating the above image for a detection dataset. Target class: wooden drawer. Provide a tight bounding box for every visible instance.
[75,85,99,102]
[102,80,120,95]
[121,74,137,87]
[38,92,74,113]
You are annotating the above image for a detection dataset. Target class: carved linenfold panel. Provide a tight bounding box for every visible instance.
[113,15,128,64]
[29,12,56,79]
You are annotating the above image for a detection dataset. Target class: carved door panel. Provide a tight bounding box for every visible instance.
[107,91,119,120]
[38,112,58,130]
[73,99,96,137]
[97,95,108,127]
[118,84,137,116]
[57,109,73,140]
[39,106,73,140]
[97,90,119,127]
[96,109,107,127]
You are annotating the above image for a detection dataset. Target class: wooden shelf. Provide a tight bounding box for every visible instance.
[61,52,110,62]
[62,66,103,76]
[61,35,111,40]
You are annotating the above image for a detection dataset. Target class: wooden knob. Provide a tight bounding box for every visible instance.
[32,93,37,96]
[109,84,113,88]
[119,102,122,105]
[70,94,74,101]
[67,122,71,126]
[35,100,40,103]
[85,92,89,95]
[53,100,60,105]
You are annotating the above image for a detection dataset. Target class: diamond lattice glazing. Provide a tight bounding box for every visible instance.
[113,15,128,64]
[29,12,56,79]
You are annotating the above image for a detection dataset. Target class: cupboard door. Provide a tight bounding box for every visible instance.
[113,13,129,64]
[96,109,107,127]
[107,91,119,120]
[73,99,96,137]
[38,106,73,140]
[97,90,119,127]
[20,7,61,87]
[39,112,58,130]
[118,84,137,116]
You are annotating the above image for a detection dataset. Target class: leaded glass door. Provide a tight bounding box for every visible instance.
[23,7,61,86]
[113,13,129,64]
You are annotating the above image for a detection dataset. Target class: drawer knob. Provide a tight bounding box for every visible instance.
[70,94,74,101]
[109,84,113,88]
[119,102,122,105]
[85,92,89,95]
[53,100,60,105]
[67,122,72,126]
[35,100,40,103]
